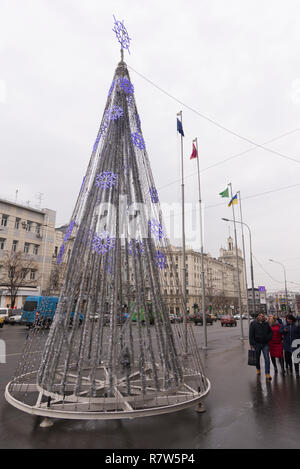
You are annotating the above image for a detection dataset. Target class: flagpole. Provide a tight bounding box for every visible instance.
[193,138,207,349]
[177,111,188,355]
[237,190,250,330]
[228,183,245,340]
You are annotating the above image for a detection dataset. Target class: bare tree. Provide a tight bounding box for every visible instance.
[0,252,38,308]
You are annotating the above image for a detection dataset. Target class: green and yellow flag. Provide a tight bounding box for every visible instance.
[219,188,229,198]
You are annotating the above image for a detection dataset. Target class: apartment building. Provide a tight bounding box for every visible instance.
[0,197,56,307]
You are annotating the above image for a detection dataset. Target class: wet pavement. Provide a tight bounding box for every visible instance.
[1,321,300,449]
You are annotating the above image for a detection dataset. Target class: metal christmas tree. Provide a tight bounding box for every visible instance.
[5,17,210,421]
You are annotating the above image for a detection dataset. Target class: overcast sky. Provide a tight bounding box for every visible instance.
[1,0,300,294]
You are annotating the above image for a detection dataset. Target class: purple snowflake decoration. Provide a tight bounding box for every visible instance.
[95,171,117,189]
[105,105,124,121]
[148,219,164,240]
[108,80,115,98]
[91,231,115,255]
[128,239,144,256]
[155,250,166,270]
[149,187,159,203]
[119,77,134,94]
[56,244,65,264]
[112,15,131,54]
[131,131,146,150]
[64,220,75,242]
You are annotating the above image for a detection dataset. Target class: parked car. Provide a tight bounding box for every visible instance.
[0,308,11,323]
[221,315,237,327]
[169,313,183,323]
[209,313,218,322]
[8,313,22,325]
[191,313,213,326]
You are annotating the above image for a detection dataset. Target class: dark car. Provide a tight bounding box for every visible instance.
[191,313,213,326]
[221,315,237,327]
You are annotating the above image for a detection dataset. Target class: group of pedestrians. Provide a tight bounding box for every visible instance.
[249,312,300,381]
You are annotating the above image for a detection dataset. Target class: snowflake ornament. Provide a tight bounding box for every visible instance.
[119,77,134,94]
[148,219,164,240]
[131,131,146,150]
[91,231,115,255]
[105,105,124,121]
[112,15,131,54]
[95,171,117,189]
[155,250,166,270]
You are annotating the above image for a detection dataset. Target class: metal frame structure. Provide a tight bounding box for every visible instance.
[6,52,210,421]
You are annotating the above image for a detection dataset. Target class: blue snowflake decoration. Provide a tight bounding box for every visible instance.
[131,131,146,150]
[155,250,166,270]
[119,77,134,94]
[149,187,159,203]
[112,15,131,54]
[105,105,124,121]
[56,244,65,264]
[108,80,115,98]
[128,239,144,256]
[64,220,75,242]
[148,219,164,240]
[95,171,117,189]
[91,231,115,255]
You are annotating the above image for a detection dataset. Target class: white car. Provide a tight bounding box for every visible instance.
[0,308,11,323]
[8,314,22,325]
[233,314,241,319]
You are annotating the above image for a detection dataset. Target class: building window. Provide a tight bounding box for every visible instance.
[36,224,41,235]
[24,243,30,254]
[33,245,39,255]
[1,215,8,227]
[12,240,18,252]
[0,238,6,250]
[15,218,21,229]
[22,270,27,279]
[30,270,36,280]
[26,221,32,232]
[54,246,58,257]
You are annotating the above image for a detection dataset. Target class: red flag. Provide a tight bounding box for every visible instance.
[190,143,198,159]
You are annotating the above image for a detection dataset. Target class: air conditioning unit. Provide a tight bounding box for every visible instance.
[36,233,42,238]
[21,222,27,229]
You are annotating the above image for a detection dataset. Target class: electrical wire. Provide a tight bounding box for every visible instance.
[128,65,300,165]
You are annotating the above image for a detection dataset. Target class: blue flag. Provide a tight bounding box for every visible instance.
[177,118,184,137]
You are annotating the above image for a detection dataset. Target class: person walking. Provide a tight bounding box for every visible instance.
[268,314,285,375]
[280,314,300,376]
[249,313,273,381]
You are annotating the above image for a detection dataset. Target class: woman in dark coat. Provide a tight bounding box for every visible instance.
[268,315,285,374]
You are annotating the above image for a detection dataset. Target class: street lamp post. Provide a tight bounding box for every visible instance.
[269,259,288,313]
[222,218,255,329]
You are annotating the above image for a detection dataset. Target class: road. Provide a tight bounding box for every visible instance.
[1,320,300,449]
